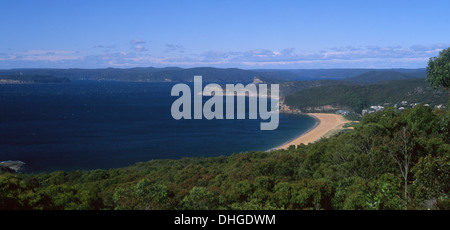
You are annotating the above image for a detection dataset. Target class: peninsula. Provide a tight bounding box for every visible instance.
[0,75,71,84]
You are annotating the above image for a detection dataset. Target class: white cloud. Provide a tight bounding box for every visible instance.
[3,49,83,63]
[165,44,185,53]
[133,45,148,52]
[130,39,149,52]
[130,39,147,45]
[16,50,76,56]
[1,43,448,69]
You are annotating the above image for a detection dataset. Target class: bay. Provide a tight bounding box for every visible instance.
[0,81,316,172]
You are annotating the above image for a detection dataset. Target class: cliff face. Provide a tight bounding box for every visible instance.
[0,161,25,173]
[279,97,302,115]
[252,77,265,84]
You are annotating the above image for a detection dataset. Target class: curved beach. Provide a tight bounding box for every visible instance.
[275,113,350,150]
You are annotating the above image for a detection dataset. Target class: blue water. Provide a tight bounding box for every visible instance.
[0,81,316,172]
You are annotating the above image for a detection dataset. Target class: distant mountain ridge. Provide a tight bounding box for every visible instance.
[343,70,426,83]
[0,67,259,83]
[254,68,426,81]
[0,67,427,83]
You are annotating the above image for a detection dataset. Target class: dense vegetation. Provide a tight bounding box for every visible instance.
[1,105,448,210]
[279,79,358,96]
[343,70,426,83]
[0,67,426,83]
[278,70,427,96]
[427,47,450,89]
[284,78,448,113]
[0,67,279,83]
[254,68,426,81]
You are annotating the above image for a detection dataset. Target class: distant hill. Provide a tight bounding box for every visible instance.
[0,67,270,83]
[279,79,358,96]
[254,69,372,80]
[0,67,427,83]
[343,70,426,83]
[284,78,448,113]
[254,68,426,81]
[0,75,71,84]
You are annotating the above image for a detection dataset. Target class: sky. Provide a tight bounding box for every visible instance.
[1,0,449,69]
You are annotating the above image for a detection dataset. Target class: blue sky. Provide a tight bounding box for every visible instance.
[1,0,449,69]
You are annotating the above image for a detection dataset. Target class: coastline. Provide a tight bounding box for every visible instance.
[273,113,351,150]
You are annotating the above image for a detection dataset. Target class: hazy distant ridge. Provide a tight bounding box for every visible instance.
[0,67,426,83]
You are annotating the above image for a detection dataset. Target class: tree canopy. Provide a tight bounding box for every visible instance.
[1,105,449,210]
[427,47,450,90]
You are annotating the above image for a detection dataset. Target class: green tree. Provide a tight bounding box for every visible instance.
[273,182,292,209]
[134,179,170,210]
[41,184,98,210]
[113,186,136,210]
[385,126,415,209]
[403,105,437,136]
[364,173,403,210]
[228,180,253,203]
[0,174,23,209]
[182,187,217,210]
[355,123,388,161]
[427,47,450,90]
[412,154,450,209]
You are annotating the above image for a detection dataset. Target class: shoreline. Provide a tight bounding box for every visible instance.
[273,113,351,150]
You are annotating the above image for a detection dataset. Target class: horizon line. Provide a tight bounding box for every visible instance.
[0,66,428,71]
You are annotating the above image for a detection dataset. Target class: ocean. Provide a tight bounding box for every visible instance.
[0,81,316,172]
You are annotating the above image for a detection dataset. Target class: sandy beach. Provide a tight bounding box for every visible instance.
[275,113,351,150]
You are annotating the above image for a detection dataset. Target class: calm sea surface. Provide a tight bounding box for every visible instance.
[0,81,316,172]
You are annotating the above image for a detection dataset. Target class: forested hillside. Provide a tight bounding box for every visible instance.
[0,67,426,83]
[0,67,285,83]
[254,68,426,81]
[343,70,426,83]
[1,105,448,210]
[284,78,448,113]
